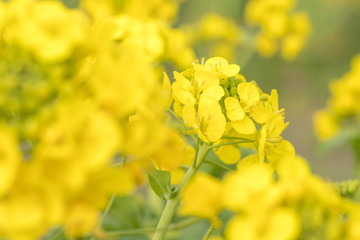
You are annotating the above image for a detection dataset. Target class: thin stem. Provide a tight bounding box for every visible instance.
[203,160,235,172]
[96,194,116,230]
[210,140,254,149]
[193,136,200,166]
[202,224,214,240]
[222,136,253,141]
[103,217,201,237]
[152,142,210,240]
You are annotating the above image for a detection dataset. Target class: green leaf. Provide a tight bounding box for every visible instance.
[147,169,172,200]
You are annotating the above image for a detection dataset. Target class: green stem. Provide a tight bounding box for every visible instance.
[353,137,360,178]
[202,224,214,240]
[102,217,200,237]
[152,142,210,240]
[96,193,115,230]
[222,136,253,140]
[209,140,254,149]
[203,159,235,172]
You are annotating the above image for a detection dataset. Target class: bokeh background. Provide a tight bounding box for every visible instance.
[62,0,360,180]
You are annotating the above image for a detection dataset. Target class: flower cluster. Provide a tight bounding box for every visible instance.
[182,14,243,61]
[314,54,360,140]
[245,0,311,60]
[171,57,290,164]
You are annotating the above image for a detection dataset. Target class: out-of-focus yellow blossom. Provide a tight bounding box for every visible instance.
[82,0,195,69]
[90,22,157,117]
[0,126,20,196]
[245,0,311,60]
[34,102,120,192]
[179,173,222,220]
[222,164,277,213]
[161,28,196,69]
[4,0,90,63]
[313,110,339,140]
[81,0,181,23]
[151,128,194,171]
[226,208,300,240]
[314,54,360,141]
[182,14,243,61]
[255,33,278,57]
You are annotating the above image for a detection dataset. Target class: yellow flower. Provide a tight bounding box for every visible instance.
[256,113,289,161]
[223,164,275,212]
[224,96,256,135]
[237,82,260,107]
[245,0,311,60]
[201,57,240,78]
[5,0,90,63]
[151,128,195,171]
[313,110,339,141]
[172,70,224,106]
[183,96,226,143]
[226,208,300,240]
[255,33,278,57]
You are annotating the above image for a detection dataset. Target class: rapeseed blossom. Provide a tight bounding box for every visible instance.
[314,54,360,140]
[245,0,311,60]
[0,0,359,240]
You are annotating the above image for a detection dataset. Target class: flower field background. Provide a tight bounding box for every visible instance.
[1,0,360,240]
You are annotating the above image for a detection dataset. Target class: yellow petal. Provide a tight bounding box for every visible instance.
[205,113,226,142]
[194,70,219,90]
[267,114,289,139]
[237,82,260,106]
[250,101,269,124]
[198,97,226,142]
[205,57,229,68]
[173,71,191,88]
[201,85,225,101]
[172,81,195,105]
[182,102,197,128]
[269,89,279,111]
[266,140,296,165]
[231,116,256,135]
[222,64,240,77]
[225,97,245,121]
